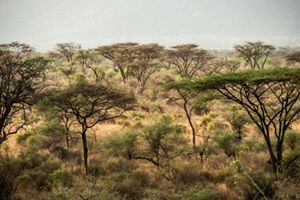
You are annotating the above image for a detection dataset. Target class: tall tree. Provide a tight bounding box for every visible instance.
[186,68,300,173]
[164,44,214,150]
[0,42,48,144]
[42,82,135,174]
[235,42,275,70]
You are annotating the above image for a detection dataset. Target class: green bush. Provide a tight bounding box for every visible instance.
[16,132,32,144]
[49,169,73,187]
[88,161,107,177]
[226,170,275,200]
[283,147,300,178]
[285,129,300,150]
[215,133,239,157]
[171,162,201,185]
[102,131,138,159]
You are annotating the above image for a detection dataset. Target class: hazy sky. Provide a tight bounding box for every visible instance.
[0,0,299,51]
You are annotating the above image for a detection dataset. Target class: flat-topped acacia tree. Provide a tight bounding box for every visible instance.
[164,44,214,79]
[235,42,275,70]
[163,44,214,150]
[185,67,300,173]
[96,42,138,83]
[96,43,163,93]
[0,42,48,144]
[129,44,163,93]
[42,82,135,174]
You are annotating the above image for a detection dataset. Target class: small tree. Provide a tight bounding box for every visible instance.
[224,105,250,141]
[235,42,275,70]
[103,116,188,167]
[186,67,300,173]
[49,43,81,84]
[165,81,199,150]
[43,82,135,174]
[0,42,48,144]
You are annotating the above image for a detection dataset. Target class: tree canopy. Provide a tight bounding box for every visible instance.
[184,67,300,172]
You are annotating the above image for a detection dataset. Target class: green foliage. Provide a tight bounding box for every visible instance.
[186,67,300,91]
[215,133,239,157]
[16,132,32,144]
[139,116,188,165]
[114,170,151,199]
[171,162,202,185]
[102,131,138,159]
[102,116,188,167]
[285,129,300,150]
[226,170,275,200]
[49,169,73,187]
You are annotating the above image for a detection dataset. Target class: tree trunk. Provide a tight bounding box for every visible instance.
[276,141,283,173]
[264,133,278,173]
[119,68,127,83]
[65,131,70,148]
[183,101,196,150]
[81,130,89,175]
[0,107,12,145]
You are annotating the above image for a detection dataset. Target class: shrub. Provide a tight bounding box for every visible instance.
[105,158,137,174]
[102,131,138,159]
[283,147,300,178]
[215,133,239,157]
[285,129,300,150]
[49,169,73,187]
[171,162,201,185]
[226,170,275,200]
[16,132,32,144]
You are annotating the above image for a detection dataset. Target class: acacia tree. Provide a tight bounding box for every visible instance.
[285,51,300,64]
[164,44,214,150]
[235,42,275,70]
[50,43,81,64]
[164,44,214,79]
[223,105,250,141]
[130,44,163,93]
[186,68,300,173]
[74,49,105,83]
[0,42,48,144]
[96,43,138,82]
[43,82,135,174]
[49,43,81,84]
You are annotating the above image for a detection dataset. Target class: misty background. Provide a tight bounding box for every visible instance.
[0,0,299,51]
